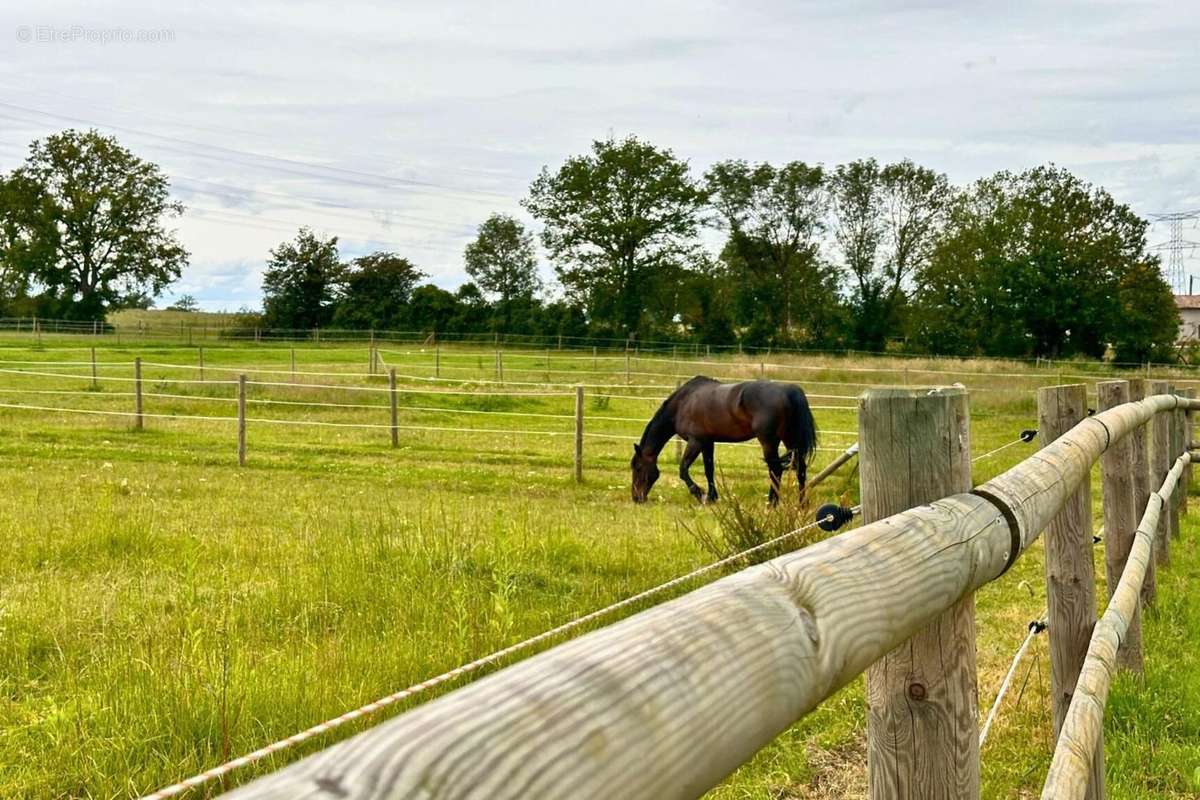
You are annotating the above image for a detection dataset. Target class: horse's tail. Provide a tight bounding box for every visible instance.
[786,386,818,469]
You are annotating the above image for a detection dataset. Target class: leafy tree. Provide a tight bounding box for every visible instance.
[830,158,950,350]
[1111,260,1179,363]
[332,251,425,330]
[407,284,459,334]
[0,128,187,319]
[911,165,1173,360]
[261,228,343,330]
[706,160,827,335]
[524,136,707,336]
[168,294,199,312]
[463,214,541,330]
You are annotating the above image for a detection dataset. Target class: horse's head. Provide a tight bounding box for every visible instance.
[630,443,660,503]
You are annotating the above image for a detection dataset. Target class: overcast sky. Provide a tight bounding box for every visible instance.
[1,0,1198,310]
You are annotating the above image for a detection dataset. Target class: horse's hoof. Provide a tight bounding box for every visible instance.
[705,493,719,504]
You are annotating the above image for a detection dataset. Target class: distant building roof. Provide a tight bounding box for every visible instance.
[1176,295,1200,310]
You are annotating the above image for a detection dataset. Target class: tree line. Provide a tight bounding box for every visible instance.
[0,129,1180,361]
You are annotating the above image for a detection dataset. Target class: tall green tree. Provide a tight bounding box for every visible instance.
[261,228,343,330]
[706,159,836,343]
[463,213,541,331]
[0,128,187,319]
[333,251,425,330]
[911,165,1174,359]
[524,136,707,337]
[830,158,950,350]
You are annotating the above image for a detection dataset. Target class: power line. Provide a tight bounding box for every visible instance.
[0,101,511,203]
[1149,210,1200,295]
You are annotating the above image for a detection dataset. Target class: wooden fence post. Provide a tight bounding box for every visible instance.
[90,347,98,390]
[1128,379,1157,607]
[574,385,584,483]
[1097,380,1142,672]
[496,351,504,383]
[198,346,205,382]
[237,374,247,466]
[435,339,441,379]
[389,368,399,448]
[1149,380,1171,567]
[134,357,143,430]
[545,348,551,383]
[860,386,978,800]
[290,347,296,382]
[625,350,631,384]
[1170,389,1185,527]
[1184,388,1194,509]
[1038,383,1104,800]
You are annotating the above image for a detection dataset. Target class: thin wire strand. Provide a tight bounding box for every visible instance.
[979,610,1048,748]
[139,507,859,800]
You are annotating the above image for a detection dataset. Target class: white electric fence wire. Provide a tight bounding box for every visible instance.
[140,506,860,800]
[972,436,1033,463]
[978,610,1048,748]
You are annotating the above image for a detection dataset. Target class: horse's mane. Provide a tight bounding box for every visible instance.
[639,376,719,453]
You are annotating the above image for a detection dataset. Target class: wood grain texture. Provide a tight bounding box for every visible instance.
[1096,381,1141,672]
[1127,380,1156,607]
[1185,390,1195,509]
[223,492,1013,800]
[1171,394,1184,532]
[219,394,1198,800]
[1034,384,1103,800]
[1150,382,1172,566]
[860,387,978,800]
[1041,454,1190,800]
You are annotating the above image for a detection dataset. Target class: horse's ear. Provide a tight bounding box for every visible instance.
[633,443,641,455]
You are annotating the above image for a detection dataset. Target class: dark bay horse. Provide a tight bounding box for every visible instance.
[630,377,818,505]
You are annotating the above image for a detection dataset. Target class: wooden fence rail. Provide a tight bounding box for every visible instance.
[1042,451,1190,798]
[217,390,1197,800]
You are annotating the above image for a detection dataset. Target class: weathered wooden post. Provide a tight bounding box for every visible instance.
[545,347,551,383]
[1150,380,1171,566]
[198,346,205,382]
[134,357,144,430]
[495,351,504,383]
[1097,380,1142,672]
[1185,388,1195,509]
[1038,383,1104,800]
[389,368,399,448]
[1129,378,1157,607]
[435,339,441,379]
[625,350,631,384]
[592,345,597,371]
[574,385,584,483]
[290,347,296,382]
[860,386,978,800]
[90,347,98,390]
[237,374,247,466]
[759,359,765,379]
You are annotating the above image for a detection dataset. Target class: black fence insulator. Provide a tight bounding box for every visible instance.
[1029,620,1048,634]
[1019,429,1038,442]
[816,503,856,532]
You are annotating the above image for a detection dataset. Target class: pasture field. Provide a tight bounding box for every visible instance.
[0,336,1198,798]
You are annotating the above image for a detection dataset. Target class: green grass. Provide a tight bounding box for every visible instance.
[0,336,1196,798]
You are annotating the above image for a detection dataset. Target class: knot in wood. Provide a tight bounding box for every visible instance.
[907,682,927,702]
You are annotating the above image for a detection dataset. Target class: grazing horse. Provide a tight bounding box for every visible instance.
[630,377,818,505]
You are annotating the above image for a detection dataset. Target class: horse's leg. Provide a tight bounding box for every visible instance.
[679,438,705,502]
[761,439,782,506]
[702,441,717,503]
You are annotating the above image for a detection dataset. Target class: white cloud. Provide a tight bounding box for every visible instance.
[1,0,1198,309]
